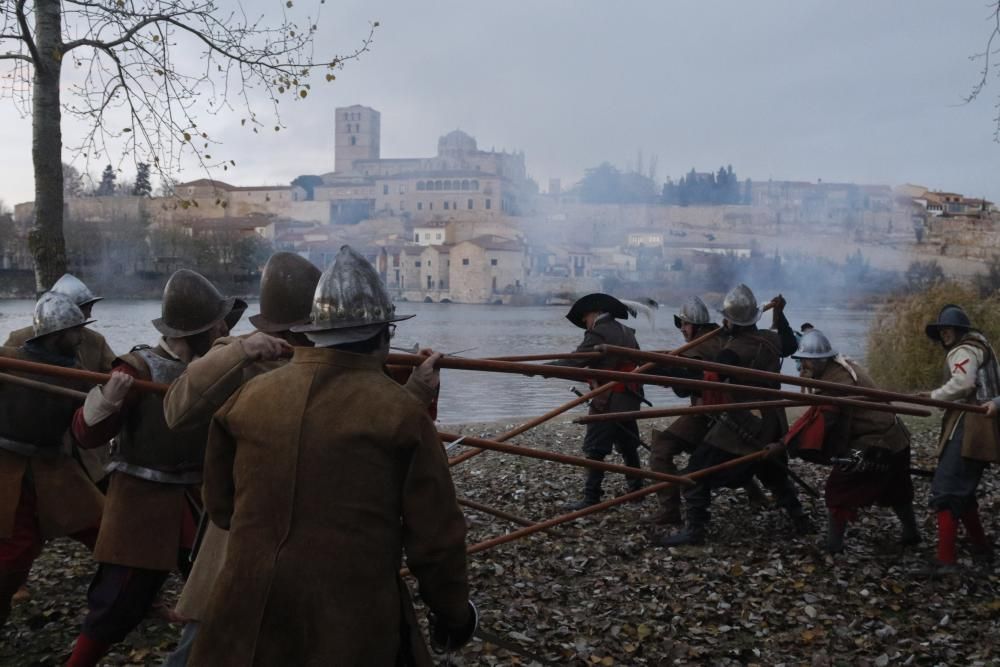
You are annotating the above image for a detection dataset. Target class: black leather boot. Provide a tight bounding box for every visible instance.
[893,504,921,547]
[565,468,604,511]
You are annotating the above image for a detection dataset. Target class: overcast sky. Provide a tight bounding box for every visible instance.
[1,1,999,205]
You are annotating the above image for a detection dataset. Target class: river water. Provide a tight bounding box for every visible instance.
[0,300,874,424]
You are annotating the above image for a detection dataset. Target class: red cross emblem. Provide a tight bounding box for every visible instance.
[953,359,970,374]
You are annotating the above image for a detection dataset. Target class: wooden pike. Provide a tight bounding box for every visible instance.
[457,497,536,527]
[575,399,813,424]
[388,348,931,420]
[466,448,769,556]
[0,371,89,401]
[439,431,695,486]
[446,325,727,467]
[0,356,168,394]
[598,344,987,415]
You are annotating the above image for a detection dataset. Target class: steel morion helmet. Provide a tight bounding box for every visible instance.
[924,304,973,343]
[718,283,761,327]
[153,269,240,337]
[50,273,102,308]
[792,329,837,359]
[293,245,414,345]
[27,292,94,343]
[249,252,323,333]
[674,296,711,329]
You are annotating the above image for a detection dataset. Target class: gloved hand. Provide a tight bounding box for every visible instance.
[429,600,478,654]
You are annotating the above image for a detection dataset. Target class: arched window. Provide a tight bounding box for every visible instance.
[416,181,425,191]
[461,180,470,191]
[471,180,479,191]
[434,180,442,191]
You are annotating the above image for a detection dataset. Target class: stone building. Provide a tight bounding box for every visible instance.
[315,104,537,223]
[448,235,527,304]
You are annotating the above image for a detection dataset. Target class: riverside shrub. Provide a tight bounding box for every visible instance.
[866,283,1000,392]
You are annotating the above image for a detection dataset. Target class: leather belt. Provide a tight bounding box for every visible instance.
[0,437,49,458]
[106,460,202,485]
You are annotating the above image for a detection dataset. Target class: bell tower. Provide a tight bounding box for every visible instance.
[335,105,381,174]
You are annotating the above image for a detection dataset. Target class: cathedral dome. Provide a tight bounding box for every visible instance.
[438,130,477,156]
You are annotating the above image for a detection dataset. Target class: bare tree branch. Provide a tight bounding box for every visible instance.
[965,1,1000,140]
[14,0,39,66]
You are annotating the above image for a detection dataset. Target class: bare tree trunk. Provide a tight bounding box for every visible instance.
[28,0,66,293]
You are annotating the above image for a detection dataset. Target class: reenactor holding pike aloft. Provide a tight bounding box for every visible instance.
[660,284,811,547]
[763,329,918,553]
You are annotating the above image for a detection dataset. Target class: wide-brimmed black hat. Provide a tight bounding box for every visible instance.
[925,304,973,342]
[565,293,629,329]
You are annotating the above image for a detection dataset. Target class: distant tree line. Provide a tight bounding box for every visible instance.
[63,162,154,199]
[661,166,750,206]
[574,162,753,206]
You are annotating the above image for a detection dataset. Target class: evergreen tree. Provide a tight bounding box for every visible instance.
[96,165,116,196]
[133,163,152,196]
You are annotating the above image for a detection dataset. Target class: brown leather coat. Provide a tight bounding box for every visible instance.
[0,347,102,539]
[705,328,788,455]
[189,347,468,667]
[165,335,438,622]
[73,346,198,571]
[789,358,909,459]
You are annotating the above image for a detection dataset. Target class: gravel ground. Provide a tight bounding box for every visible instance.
[3,415,999,666]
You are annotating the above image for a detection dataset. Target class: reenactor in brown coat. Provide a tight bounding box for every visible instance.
[646,297,769,524]
[65,270,245,666]
[765,330,917,553]
[5,274,116,486]
[550,293,646,510]
[660,284,810,546]
[4,274,116,374]
[0,293,104,628]
[188,246,474,666]
[920,305,1000,572]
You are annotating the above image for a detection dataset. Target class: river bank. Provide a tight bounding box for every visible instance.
[3,416,997,665]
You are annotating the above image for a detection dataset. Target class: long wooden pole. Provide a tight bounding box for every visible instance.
[457,498,536,527]
[411,353,932,418]
[575,399,813,424]
[0,356,168,394]
[448,326,727,467]
[598,344,987,415]
[440,431,694,486]
[487,352,601,363]
[0,371,89,401]
[466,449,768,556]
